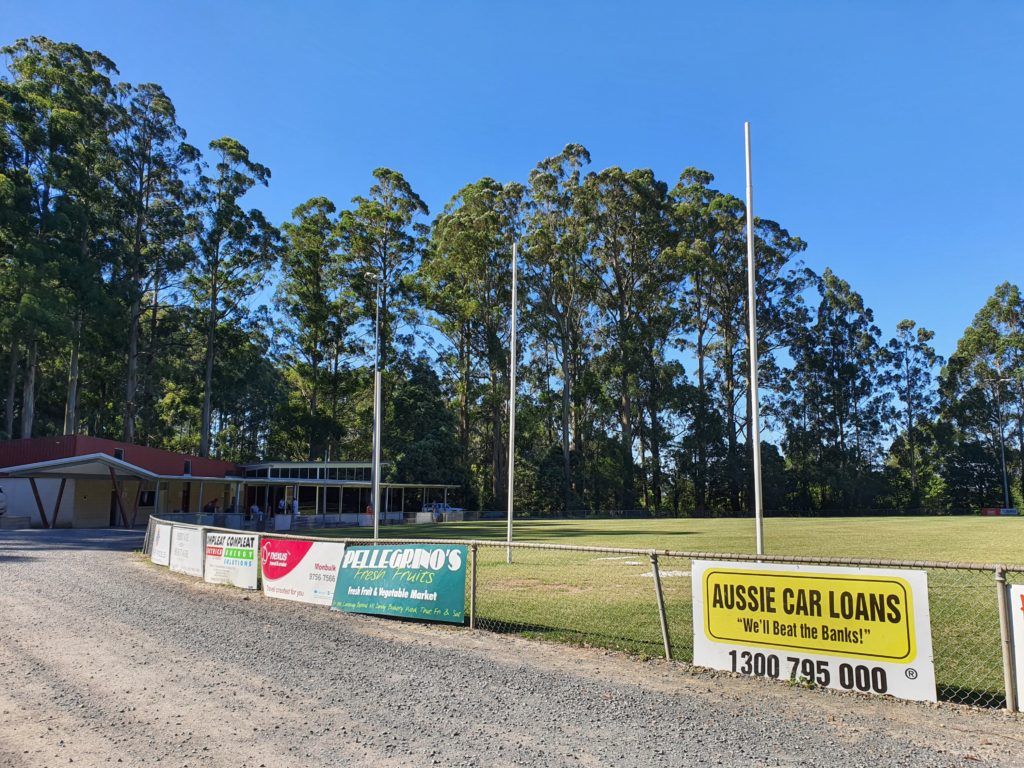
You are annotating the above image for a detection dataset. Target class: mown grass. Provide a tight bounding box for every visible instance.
[309,516,1024,705]
[315,515,1024,564]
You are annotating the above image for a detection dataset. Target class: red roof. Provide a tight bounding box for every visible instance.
[0,436,238,478]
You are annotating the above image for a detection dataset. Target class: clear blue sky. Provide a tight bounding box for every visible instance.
[4,1,1022,359]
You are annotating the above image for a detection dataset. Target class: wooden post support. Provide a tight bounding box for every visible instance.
[51,477,67,528]
[469,543,478,630]
[650,553,672,661]
[28,477,48,529]
[109,467,130,528]
[130,480,144,528]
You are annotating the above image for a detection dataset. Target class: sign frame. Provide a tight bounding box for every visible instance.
[168,525,205,578]
[260,537,345,606]
[150,522,172,566]
[692,559,936,702]
[332,544,468,624]
[204,531,259,590]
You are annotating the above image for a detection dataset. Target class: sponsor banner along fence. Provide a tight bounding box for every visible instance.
[205,532,259,590]
[169,525,205,578]
[150,523,172,566]
[691,560,936,702]
[333,544,468,624]
[143,518,1024,710]
[260,538,345,606]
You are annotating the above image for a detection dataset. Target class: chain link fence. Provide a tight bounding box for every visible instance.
[142,518,1022,709]
[461,544,1019,708]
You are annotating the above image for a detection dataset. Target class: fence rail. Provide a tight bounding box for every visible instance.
[143,516,1023,710]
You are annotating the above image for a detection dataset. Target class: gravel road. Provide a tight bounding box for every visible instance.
[1,529,1022,768]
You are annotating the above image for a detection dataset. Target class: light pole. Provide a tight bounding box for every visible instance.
[744,122,765,556]
[506,242,518,565]
[368,272,383,540]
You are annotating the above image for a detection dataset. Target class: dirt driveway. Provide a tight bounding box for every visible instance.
[1,529,1022,767]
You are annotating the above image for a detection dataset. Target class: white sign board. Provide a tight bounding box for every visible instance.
[692,560,936,702]
[204,532,259,590]
[1009,584,1024,711]
[150,523,172,566]
[260,538,345,606]
[169,526,205,578]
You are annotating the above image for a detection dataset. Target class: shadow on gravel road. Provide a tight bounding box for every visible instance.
[0,528,145,555]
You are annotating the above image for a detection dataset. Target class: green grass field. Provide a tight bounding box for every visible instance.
[310,516,1024,706]
[315,515,1024,564]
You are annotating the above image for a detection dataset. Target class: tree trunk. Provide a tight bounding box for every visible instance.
[695,320,708,515]
[649,403,663,511]
[619,369,635,511]
[459,327,470,477]
[21,338,37,438]
[124,294,142,443]
[724,334,741,513]
[64,316,82,436]
[4,340,18,439]
[560,344,573,513]
[490,366,504,507]
[199,299,216,457]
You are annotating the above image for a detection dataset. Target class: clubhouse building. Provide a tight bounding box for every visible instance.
[0,436,457,529]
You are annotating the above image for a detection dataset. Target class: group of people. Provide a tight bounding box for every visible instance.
[246,497,299,521]
[201,499,234,515]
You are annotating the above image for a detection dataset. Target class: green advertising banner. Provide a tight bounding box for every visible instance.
[332,544,467,624]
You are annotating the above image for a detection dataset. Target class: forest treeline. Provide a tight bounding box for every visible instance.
[1,37,1022,516]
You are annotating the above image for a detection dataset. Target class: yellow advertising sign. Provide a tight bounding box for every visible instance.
[702,567,916,662]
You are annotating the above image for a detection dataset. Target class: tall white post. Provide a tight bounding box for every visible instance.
[372,276,382,540]
[506,242,518,564]
[744,122,766,557]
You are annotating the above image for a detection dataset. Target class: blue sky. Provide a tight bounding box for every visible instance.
[4,1,1022,359]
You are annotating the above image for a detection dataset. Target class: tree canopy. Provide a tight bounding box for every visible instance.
[2,36,1021,515]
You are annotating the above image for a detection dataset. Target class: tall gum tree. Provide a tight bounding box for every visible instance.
[190,137,280,457]
[422,177,525,507]
[579,167,673,512]
[110,81,198,444]
[523,144,593,513]
[277,196,352,459]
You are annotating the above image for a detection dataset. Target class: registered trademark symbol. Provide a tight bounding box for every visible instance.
[905,668,918,680]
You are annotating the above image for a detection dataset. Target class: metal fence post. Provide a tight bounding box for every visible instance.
[469,543,478,630]
[996,566,1017,711]
[649,553,672,661]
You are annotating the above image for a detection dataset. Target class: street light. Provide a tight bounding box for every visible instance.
[367,271,383,540]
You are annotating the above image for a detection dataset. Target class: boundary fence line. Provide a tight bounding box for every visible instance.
[142,516,1024,710]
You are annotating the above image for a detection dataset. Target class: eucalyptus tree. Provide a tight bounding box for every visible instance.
[277,196,352,458]
[190,137,280,457]
[0,37,119,437]
[670,168,805,512]
[579,166,674,511]
[881,320,943,506]
[109,81,199,443]
[523,144,593,512]
[941,283,1024,506]
[422,177,525,506]
[339,168,428,373]
[783,269,889,511]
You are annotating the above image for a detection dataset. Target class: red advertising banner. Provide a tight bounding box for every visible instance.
[260,538,345,606]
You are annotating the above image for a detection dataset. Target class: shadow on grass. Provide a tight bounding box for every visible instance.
[310,521,699,543]
[936,683,1004,708]
[475,616,664,657]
